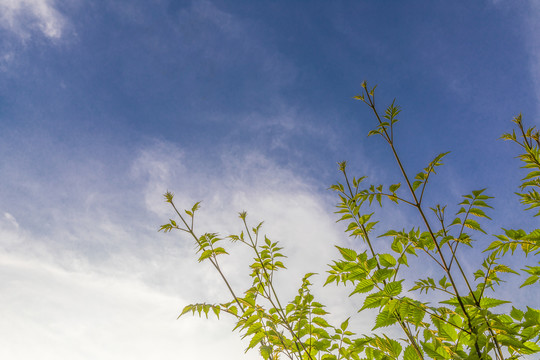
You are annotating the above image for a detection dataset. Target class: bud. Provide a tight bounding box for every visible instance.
[164,191,174,203]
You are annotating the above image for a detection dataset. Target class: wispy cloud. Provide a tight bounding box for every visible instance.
[0,0,66,39]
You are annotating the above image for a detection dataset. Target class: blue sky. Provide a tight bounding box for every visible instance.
[1,1,539,359]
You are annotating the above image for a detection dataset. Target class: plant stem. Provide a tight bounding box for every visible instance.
[169,200,245,313]
[242,219,315,360]
[342,167,424,359]
[363,86,483,358]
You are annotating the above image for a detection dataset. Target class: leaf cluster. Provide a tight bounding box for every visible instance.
[160,84,540,360]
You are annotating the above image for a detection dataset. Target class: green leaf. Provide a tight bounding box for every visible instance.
[312,316,331,328]
[178,304,194,318]
[403,345,423,360]
[391,238,403,253]
[472,199,492,208]
[379,253,397,267]
[191,201,201,213]
[340,317,350,331]
[468,207,491,219]
[376,335,402,357]
[384,281,403,297]
[510,306,524,320]
[321,355,337,360]
[245,322,262,337]
[373,310,397,329]
[522,341,540,354]
[408,304,426,325]
[463,218,486,233]
[346,222,358,233]
[246,331,266,352]
[351,279,375,295]
[213,247,228,255]
[361,294,385,311]
[421,341,447,360]
[520,275,539,287]
[438,322,458,342]
[244,314,259,328]
[389,183,401,193]
[336,246,357,261]
[353,94,365,101]
[198,249,213,262]
[259,345,272,360]
[479,297,510,309]
[498,334,528,349]
[372,268,394,283]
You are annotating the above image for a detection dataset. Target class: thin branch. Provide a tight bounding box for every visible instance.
[169,200,245,313]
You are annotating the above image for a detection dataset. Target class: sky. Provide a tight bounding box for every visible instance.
[0,1,539,359]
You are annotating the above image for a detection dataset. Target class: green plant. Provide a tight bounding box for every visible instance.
[160,83,540,360]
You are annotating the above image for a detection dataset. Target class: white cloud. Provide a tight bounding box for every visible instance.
[0,0,66,39]
[3,131,532,358]
[131,140,349,295]
[0,137,370,359]
[0,250,259,360]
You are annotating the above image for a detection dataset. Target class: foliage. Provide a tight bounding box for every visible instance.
[160,83,540,360]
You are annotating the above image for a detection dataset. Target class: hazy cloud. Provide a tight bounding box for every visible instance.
[3,212,19,229]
